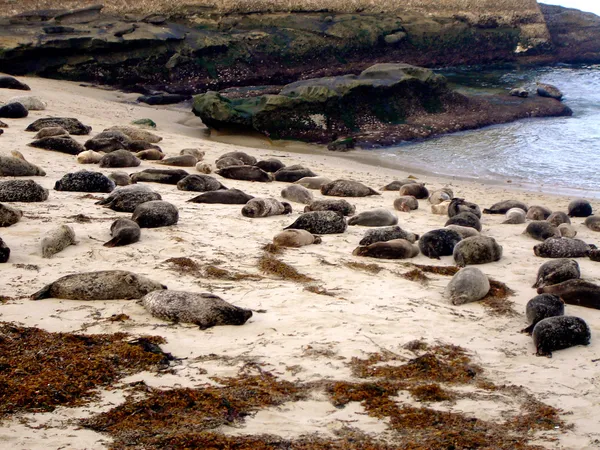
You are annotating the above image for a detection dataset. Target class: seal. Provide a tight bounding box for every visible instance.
[584,216,600,232]
[381,179,417,191]
[34,127,68,139]
[281,185,314,204]
[590,249,600,262]
[523,221,560,241]
[347,208,398,227]
[0,180,49,202]
[0,237,9,263]
[99,150,141,168]
[177,174,225,192]
[521,294,564,335]
[273,229,322,247]
[196,162,213,174]
[526,205,552,221]
[217,151,256,166]
[54,170,116,193]
[188,189,254,205]
[25,117,91,135]
[0,150,46,176]
[0,203,22,227]
[444,225,479,239]
[537,279,600,309]
[31,270,166,300]
[445,211,482,232]
[8,96,45,111]
[536,82,563,100]
[533,238,592,258]
[532,316,590,357]
[132,201,179,228]
[558,223,577,238]
[103,218,141,247]
[136,149,165,160]
[0,75,30,90]
[533,259,580,289]
[84,135,128,152]
[398,183,429,199]
[76,150,104,164]
[453,236,502,267]
[359,226,419,246]
[141,290,252,329]
[255,158,285,173]
[483,200,528,214]
[444,267,490,305]
[285,211,347,234]
[156,154,198,167]
[303,200,354,217]
[502,208,526,224]
[108,172,133,186]
[28,136,85,155]
[394,196,419,212]
[0,102,28,119]
[547,211,571,226]
[130,168,189,185]
[129,141,162,152]
[419,228,463,259]
[321,180,380,197]
[274,165,317,183]
[96,185,162,212]
[353,239,419,259]
[429,188,453,205]
[41,225,76,258]
[242,198,292,218]
[568,199,593,217]
[431,201,450,215]
[295,176,332,190]
[216,156,245,169]
[106,126,162,143]
[180,148,205,160]
[217,165,272,182]
[448,198,482,218]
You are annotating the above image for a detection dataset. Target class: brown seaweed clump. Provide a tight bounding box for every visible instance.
[257,254,315,283]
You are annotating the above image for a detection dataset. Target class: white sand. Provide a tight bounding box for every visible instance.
[1,75,599,448]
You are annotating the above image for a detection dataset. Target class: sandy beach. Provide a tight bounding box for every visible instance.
[1,75,599,449]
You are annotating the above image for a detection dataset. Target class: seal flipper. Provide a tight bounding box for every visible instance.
[31,284,52,300]
[103,237,121,247]
[521,324,535,335]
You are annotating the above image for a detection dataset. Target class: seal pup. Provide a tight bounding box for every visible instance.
[533,238,592,258]
[242,198,292,218]
[381,179,417,191]
[99,150,141,168]
[445,211,482,232]
[537,279,600,309]
[25,117,91,135]
[108,172,133,186]
[216,156,245,169]
[156,154,198,167]
[428,188,453,205]
[141,291,252,329]
[96,185,162,212]
[0,180,49,202]
[285,211,347,234]
[217,165,272,182]
[188,189,254,205]
[394,196,418,212]
[503,208,526,224]
[131,168,189,184]
[533,259,580,289]
[547,211,571,226]
[217,151,256,166]
[104,218,141,247]
[281,185,313,204]
[31,270,166,300]
[431,201,451,215]
[255,158,285,173]
[353,239,419,259]
[54,171,116,193]
[34,127,68,139]
[273,229,322,247]
[444,225,479,239]
[0,237,9,263]
[136,149,165,160]
[196,162,213,174]
[568,199,593,217]
[419,229,463,259]
[41,225,76,258]
[304,199,355,216]
[453,236,502,267]
[359,226,419,246]
[321,180,380,197]
[0,204,22,227]
[347,209,398,227]
[180,148,205,160]
[295,176,332,190]
[77,150,104,164]
[445,267,490,305]
[523,221,560,241]
[132,201,179,228]
[584,216,600,232]
[29,136,85,155]
[521,294,564,335]
[274,165,317,183]
[398,183,429,199]
[0,151,46,176]
[177,174,225,192]
[448,198,482,218]
[532,316,590,357]
[483,200,528,214]
[526,205,552,221]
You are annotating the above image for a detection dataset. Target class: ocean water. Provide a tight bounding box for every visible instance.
[377,65,600,194]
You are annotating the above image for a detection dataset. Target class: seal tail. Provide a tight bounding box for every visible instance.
[520,324,535,335]
[31,284,52,300]
[103,237,121,247]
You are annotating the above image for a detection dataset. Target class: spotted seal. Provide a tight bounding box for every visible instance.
[453,236,502,267]
[103,218,141,247]
[217,151,256,166]
[108,172,133,186]
[445,211,482,232]
[132,201,179,228]
[521,294,564,335]
[0,237,9,263]
[216,156,245,170]
[136,149,165,160]
[34,127,68,139]
[304,199,355,216]
[0,180,49,202]
[321,180,379,197]
[359,226,419,246]
[533,259,580,289]
[25,117,91,135]
[444,267,490,305]
[242,198,292,218]
[381,179,417,191]
[285,211,347,234]
[347,208,398,227]
[533,238,592,258]
[54,170,116,193]
[106,126,162,143]
[532,316,590,357]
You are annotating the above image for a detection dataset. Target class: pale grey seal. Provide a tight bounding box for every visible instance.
[103,218,141,247]
[136,149,165,160]
[216,156,245,169]
[180,148,205,160]
[558,223,577,238]
[536,82,563,100]
[41,225,76,258]
[242,198,292,218]
[106,126,162,143]
[532,316,590,357]
[108,172,133,186]
[428,188,453,205]
[132,201,179,228]
[444,267,490,305]
[281,185,314,204]
[352,239,419,259]
[34,126,69,139]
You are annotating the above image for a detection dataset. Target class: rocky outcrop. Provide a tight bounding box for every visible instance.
[193,63,572,147]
